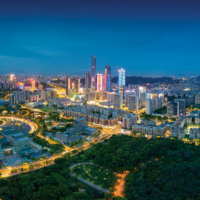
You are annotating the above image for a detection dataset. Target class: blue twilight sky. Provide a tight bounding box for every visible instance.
[0,0,200,76]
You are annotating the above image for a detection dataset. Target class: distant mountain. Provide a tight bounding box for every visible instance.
[112,76,180,85]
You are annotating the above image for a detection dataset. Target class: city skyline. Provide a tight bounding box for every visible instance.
[0,0,200,76]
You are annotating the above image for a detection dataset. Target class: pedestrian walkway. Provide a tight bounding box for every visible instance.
[69,172,110,193]
[69,162,123,193]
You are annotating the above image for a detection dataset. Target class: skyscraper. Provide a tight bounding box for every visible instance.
[195,93,200,104]
[66,78,80,97]
[174,99,186,116]
[104,65,111,92]
[10,74,15,82]
[91,55,96,89]
[97,73,103,92]
[118,68,125,95]
[85,72,91,88]
[128,95,139,112]
[113,93,123,109]
[9,93,15,105]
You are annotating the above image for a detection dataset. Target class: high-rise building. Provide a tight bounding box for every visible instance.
[146,92,162,115]
[85,72,91,88]
[167,101,178,116]
[146,99,154,115]
[167,99,185,117]
[118,68,125,95]
[104,65,111,91]
[13,91,26,103]
[10,74,15,82]
[107,92,115,102]
[99,91,108,101]
[97,73,103,92]
[86,92,95,102]
[138,86,146,98]
[119,85,125,97]
[195,93,200,104]
[113,93,123,109]
[125,92,135,106]
[32,80,36,89]
[66,78,80,97]
[128,95,139,111]
[91,55,96,89]
[122,113,137,129]
[140,92,146,108]
[175,99,186,116]
[9,93,15,105]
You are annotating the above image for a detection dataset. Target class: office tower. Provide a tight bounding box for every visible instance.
[51,91,57,98]
[140,92,146,108]
[91,55,96,89]
[113,93,123,109]
[104,65,111,91]
[175,99,186,116]
[118,68,125,95]
[146,99,154,115]
[97,74,103,92]
[167,101,178,116]
[9,93,15,105]
[13,91,26,103]
[128,95,139,111]
[10,74,15,82]
[99,91,108,101]
[195,93,200,104]
[85,72,91,88]
[95,92,100,101]
[66,78,80,97]
[107,92,115,102]
[154,98,162,110]
[138,86,146,98]
[82,87,89,97]
[40,90,45,99]
[125,92,135,106]
[146,92,157,100]
[24,90,31,100]
[119,85,125,97]
[158,93,165,103]
[86,92,95,102]
[32,80,36,89]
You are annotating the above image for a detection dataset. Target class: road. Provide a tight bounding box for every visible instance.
[114,172,129,197]
[70,172,110,193]
[0,123,122,177]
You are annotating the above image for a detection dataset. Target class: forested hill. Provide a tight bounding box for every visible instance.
[1,135,200,200]
[111,76,180,85]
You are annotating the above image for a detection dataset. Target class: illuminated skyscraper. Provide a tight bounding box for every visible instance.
[104,65,111,92]
[66,78,80,97]
[85,72,91,88]
[91,55,96,88]
[32,80,36,89]
[97,73,103,92]
[10,74,15,82]
[118,68,125,95]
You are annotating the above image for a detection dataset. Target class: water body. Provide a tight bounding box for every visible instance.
[0,118,31,137]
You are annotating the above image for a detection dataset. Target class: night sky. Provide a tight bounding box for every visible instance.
[0,0,200,76]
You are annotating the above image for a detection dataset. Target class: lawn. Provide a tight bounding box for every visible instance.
[39,107,56,113]
[71,164,117,190]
